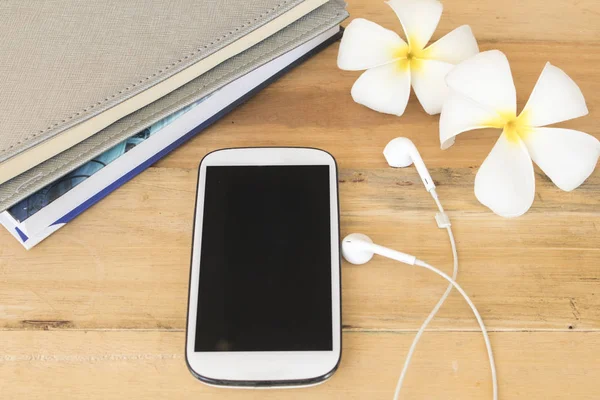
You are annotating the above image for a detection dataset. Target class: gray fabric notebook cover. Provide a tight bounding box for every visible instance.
[0,0,316,162]
[0,0,347,212]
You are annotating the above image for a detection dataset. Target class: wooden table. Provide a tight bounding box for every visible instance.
[1,1,599,398]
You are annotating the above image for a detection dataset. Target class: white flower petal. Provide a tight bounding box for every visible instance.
[337,18,407,71]
[351,61,411,116]
[386,0,443,50]
[522,127,600,191]
[521,63,589,127]
[475,132,535,218]
[411,59,453,115]
[440,91,500,149]
[423,25,479,65]
[446,50,517,115]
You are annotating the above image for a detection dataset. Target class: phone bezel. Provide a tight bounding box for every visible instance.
[185,147,341,388]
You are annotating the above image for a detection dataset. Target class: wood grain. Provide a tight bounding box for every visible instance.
[345,0,600,44]
[1,0,599,398]
[1,331,599,400]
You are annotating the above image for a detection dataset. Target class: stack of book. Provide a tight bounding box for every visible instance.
[0,0,348,249]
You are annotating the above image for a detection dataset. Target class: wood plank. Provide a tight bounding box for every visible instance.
[1,165,599,330]
[345,0,600,44]
[1,331,598,399]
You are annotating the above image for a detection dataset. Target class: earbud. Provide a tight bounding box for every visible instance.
[342,233,417,266]
[341,233,375,265]
[383,137,436,193]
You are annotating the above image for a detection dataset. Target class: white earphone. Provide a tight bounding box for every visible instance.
[383,137,436,193]
[343,138,498,400]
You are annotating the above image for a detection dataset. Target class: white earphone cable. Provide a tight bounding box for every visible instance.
[392,190,497,400]
[393,190,458,400]
[412,259,498,400]
[392,230,457,400]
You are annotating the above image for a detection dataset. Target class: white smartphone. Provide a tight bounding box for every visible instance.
[186,147,341,388]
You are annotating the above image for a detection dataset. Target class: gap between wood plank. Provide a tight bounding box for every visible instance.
[1,327,598,333]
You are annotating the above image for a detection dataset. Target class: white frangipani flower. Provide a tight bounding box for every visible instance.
[440,50,600,218]
[337,0,479,117]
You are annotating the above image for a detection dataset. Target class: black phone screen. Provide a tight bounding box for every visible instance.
[194,165,333,352]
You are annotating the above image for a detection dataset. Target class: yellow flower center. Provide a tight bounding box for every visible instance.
[392,41,424,72]
[485,110,532,144]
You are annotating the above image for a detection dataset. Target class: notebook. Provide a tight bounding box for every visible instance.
[0,0,347,212]
[0,0,330,186]
[1,26,343,249]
